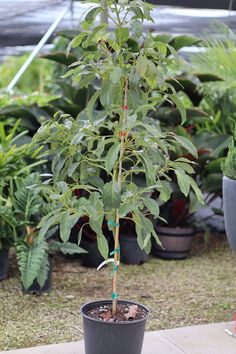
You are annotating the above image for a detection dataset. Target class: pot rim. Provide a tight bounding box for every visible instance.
[156,226,195,235]
[80,299,150,325]
[223,175,236,182]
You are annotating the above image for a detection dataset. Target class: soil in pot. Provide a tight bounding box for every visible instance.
[81,300,149,354]
[152,226,195,260]
[0,246,9,281]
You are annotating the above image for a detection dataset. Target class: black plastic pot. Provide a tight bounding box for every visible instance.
[81,300,149,354]
[0,247,9,280]
[223,176,236,254]
[80,240,104,268]
[119,234,148,265]
[152,226,195,260]
[25,263,52,295]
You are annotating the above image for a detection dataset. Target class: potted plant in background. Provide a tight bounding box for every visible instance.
[0,120,45,280]
[32,1,203,353]
[13,172,86,294]
[222,125,236,254]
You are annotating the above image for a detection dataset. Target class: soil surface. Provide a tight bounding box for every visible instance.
[1,233,236,350]
[86,303,148,322]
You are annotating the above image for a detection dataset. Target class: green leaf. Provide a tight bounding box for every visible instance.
[173,135,198,158]
[50,241,87,255]
[105,143,120,174]
[97,234,109,259]
[60,212,71,242]
[87,90,100,120]
[170,35,201,51]
[114,28,129,45]
[175,170,191,197]
[118,201,139,217]
[85,6,102,24]
[136,55,148,77]
[159,181,172,202]
[143,198,159,218]
[170,94,186,124]
[109,67,122,84]
[60,213,78,242]
[102,180,121,210]
[70,32,87,48]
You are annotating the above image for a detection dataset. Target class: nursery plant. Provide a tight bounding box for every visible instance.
[0,120,46,280]
[13,172,86,293]
[222,125,236,255]
[32,1,203,353]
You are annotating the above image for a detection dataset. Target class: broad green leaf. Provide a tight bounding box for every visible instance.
[136,55,148,77]
[169,94,186,124]
[114,27,129,45]
[105,143,120,174]
[85,6,102,24]
[173,135,198,158]
[143,197,159,218]
[102,180,121,209]
[159,181,172,202]
[175,170,191,197]
[97,234,109,259]
[170,35,201,51]
[60,212,71,242]
[87,90,100,120]
[109,67,122,84]
[118,201,139,217]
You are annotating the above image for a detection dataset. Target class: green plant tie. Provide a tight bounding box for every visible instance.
[108,220,119,227]
[110,247,120,256]
[112,263,119,272]
[112,292,118,300]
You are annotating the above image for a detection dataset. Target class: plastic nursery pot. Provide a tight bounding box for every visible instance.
[223,176,236,254]
[0,247,9,281]
[152,226,195,260]
[119,234,148,265]
[81,300,149,354]
[24,262,52,295]
[80,239,104,268]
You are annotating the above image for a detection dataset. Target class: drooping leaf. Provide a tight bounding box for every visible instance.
[105,143,120,174]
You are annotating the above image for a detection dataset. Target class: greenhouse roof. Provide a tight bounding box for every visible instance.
[0,0,236,59]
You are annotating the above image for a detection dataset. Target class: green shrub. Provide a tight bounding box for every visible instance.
[221,126,236,179]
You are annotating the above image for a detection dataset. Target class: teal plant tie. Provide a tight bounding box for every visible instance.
[112,292,118,300]
[112,263,118,272]
[108,220,119,228]
[110,247,120,256]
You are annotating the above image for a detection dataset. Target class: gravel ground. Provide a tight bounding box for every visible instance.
[0,233,236,351]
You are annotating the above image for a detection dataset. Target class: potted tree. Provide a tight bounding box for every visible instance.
[222,125,236,254]
[32,1,203,353]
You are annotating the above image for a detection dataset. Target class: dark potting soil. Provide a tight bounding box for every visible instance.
[86,303,148,323]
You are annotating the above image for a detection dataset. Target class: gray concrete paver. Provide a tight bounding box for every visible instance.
[1,322,236,354]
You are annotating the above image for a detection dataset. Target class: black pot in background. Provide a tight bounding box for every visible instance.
[152,226,195,260]
[223,176,236,254]
[0,247,9,281]
[25,262,52,295]
[81,300,149,354]
[80,239,104,268]
[119,234,148,265]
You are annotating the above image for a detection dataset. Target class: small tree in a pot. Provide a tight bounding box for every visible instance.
[32,1,203,353]
[222,125,236,254]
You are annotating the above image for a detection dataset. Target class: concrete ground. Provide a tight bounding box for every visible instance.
[1,322,236,354]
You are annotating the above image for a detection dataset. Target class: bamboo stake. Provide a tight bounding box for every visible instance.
[112,79,129,316]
